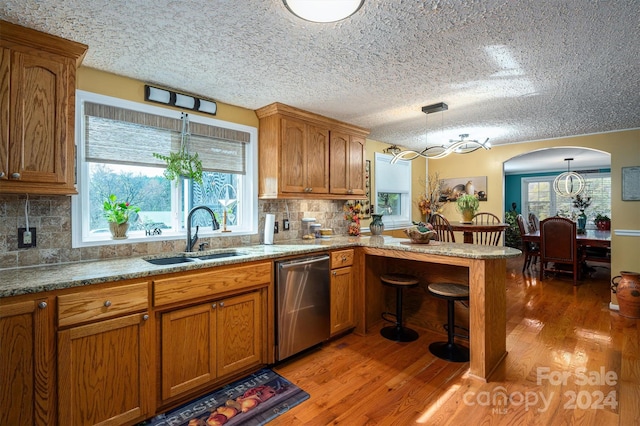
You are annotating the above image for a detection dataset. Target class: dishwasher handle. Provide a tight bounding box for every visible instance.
[277,255,329,270]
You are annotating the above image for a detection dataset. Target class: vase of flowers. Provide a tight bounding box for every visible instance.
[344,201,362,236]
[417,172,447,221]
[572,194,591,234]
[456,194,480,223]
[103,194,140,239]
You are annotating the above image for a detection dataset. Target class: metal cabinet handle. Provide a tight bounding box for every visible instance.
[219,302,225,307]
[341,256,347,261]
[332,271,337,276]
[142,314,149,321]
[11,172,21,179]
[0,171,5,178]
[38,301,47,309]
[103,300,112,307]
[212,303,217,309]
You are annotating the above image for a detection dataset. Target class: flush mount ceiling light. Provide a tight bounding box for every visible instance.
[553,158,586,197]
[283,0,364,23]
[144,84,217,115]
[391,102,491,163]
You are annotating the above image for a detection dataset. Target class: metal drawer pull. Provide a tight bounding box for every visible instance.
[219,302,225,307]
[38,301,47,309]
[142,314,149,321]
[103,300,112,307]
[212,303,217,309]
[11,172,21,179]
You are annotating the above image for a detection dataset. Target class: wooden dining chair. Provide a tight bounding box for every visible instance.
[539,216,580,285]
[516,214,539,272]
[471,212,502,246]
[528,213,539,232]
[429,213,456,243]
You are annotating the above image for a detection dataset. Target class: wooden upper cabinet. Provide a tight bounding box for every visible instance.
[257,102,368,199]
[0,20,87,195]
[330,131,366,196]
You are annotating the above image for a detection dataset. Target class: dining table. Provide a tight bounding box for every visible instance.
[449,221,511,244]
[522,229,611,262]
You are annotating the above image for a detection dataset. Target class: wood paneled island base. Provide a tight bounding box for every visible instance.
[357,246,510,382]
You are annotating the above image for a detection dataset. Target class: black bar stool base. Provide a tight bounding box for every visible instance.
[380,325,419,342]
[429,341,469,362]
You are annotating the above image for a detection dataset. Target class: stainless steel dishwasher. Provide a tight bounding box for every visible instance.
[275,254,330,361]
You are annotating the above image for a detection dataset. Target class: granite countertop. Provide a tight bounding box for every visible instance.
[0,236,521,298]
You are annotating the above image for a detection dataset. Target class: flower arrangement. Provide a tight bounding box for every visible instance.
[343,201,363,236]
[103,194,140,224]
[417,173,447,218]
[571,194,592,212]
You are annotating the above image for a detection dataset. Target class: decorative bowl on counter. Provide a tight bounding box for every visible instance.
[404,225,437,244]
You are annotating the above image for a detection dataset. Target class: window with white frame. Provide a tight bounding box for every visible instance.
[374,152,412,228]
[72,91,258,247]
[522,172,611,227]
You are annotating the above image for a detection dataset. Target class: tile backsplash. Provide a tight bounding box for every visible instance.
[0,194,349,269]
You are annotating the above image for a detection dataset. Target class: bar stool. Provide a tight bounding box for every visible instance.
[380,273,419,342]
[427,282,470,362]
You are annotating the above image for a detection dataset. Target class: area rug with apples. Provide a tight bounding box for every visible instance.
[139,369,309,426]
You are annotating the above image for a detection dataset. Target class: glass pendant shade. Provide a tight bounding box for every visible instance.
[284,0,364,23]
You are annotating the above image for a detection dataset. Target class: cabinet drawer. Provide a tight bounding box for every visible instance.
[331,249,354,269]
[58,281,149,327]
[154,262,272,306]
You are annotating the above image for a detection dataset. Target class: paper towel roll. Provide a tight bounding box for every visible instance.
[264,214,275,244]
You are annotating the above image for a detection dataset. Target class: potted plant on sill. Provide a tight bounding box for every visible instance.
[456,193,480,223]
[594,213,611,231]
[103,194,140,240]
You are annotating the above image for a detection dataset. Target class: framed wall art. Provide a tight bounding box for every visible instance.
[622,166,640,201]
[439,176,488,201]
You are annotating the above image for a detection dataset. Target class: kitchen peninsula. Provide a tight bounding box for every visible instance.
[1,236,519,425]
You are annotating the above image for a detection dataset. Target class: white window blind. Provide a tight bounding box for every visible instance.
[84,102,249,174]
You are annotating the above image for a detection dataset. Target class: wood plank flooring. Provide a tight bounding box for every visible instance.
[272,256,639,425]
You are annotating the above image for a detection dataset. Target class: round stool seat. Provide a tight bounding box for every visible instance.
[428,282,469,299]
[428,282,470,363]
[380,273,419,342]
[381,273,419,287]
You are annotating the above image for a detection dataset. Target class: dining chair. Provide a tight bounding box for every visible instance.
[539,216,580,285]
[429,213,456,243]
[471,212,502,246]
[528,213,539,232]
[516,214,539,272]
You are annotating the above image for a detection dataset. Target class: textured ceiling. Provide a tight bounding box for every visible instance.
[2,0,638,169]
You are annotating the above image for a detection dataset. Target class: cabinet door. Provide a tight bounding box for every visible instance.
[0,47,8,180]
[347,135,366,196]
[217,292,262,377]
[58,312,153,426]
[305,124,329,194]
[161,303,217,401]
[330,132,366,196]
[0,297,55,425]
[10,50,70,186]
[330,266,354,335]
[280,117,306,193]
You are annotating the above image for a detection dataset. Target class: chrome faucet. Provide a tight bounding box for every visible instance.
[186,206,220,252]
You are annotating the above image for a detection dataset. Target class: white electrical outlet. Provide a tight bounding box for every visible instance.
[23,231,32,245]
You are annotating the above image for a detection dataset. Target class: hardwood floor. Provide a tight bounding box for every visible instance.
[272,256,639,425]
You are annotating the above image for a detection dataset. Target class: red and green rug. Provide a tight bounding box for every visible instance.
[140,369,309,426]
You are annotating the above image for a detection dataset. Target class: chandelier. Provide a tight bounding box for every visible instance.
[390,102,491,163]
[283,0,365,23]
[553,158,586,197]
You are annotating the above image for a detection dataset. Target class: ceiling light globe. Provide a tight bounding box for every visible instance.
[284,0,364,23]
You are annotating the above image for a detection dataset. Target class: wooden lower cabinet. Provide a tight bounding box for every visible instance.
[0,296,55,425]
[57,312,153,426]
[330,266,355,335]
[161,291,263,403]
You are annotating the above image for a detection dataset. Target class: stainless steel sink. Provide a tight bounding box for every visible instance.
[145,256,195,265]
[145,250,248,265]
[191,251,246,261]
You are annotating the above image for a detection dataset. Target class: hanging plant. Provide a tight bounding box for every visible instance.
[153,113,203,184]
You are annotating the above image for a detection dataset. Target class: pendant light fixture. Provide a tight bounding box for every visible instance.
[390,102,491,163]
[283,0,364,23]
[553,158,586,197]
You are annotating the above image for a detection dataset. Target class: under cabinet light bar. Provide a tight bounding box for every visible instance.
[144,84,217,116]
